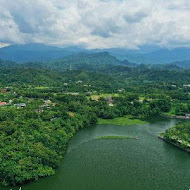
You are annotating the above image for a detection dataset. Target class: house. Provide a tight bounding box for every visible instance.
[0,102,7,106]
[86,91,92,95]
[40,105,51,110]
[185,114,190,119]
[14,103,26,108]
[44,100,51,104]
[0,89,7,93]
[34,109,44,113]
[9,100,13,104]
[76,80,82,84]
[66,92,80,96]
[106,97,113,104]
[183,84,190,87]
[106,97,114,106]
[118,88,125,92]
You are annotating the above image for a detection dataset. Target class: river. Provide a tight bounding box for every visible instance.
[3,117,190,190]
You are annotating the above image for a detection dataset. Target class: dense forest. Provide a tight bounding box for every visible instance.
[0,52,190,186]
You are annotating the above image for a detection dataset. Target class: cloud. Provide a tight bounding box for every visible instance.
[0,0,189,49]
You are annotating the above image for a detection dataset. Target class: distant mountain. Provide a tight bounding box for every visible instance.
[0,43,87,62]
[168,60,190,69]
[0,50,136,74]
[143,48,190,64]
[106,47,190,64]
[1,43,190,65]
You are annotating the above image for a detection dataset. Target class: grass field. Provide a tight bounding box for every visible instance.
[98,116,148,126]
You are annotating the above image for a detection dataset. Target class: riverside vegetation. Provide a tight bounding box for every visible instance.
[0,52,190,186]
[159,122,190,152]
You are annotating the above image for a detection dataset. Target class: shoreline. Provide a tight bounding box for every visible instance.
[158,135,190,154]
[162,114,190,120]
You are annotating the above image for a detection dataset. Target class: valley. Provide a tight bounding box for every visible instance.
[0,46,189,189]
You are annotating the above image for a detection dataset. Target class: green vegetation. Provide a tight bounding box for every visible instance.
[98,116,147,125]
[0,95,97,186]
[0,51,190,187]
[96,136,134,140]
[160,122,190,151]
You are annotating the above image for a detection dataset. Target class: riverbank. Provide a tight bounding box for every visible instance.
[158,134,190,154]
[98,116,148,126]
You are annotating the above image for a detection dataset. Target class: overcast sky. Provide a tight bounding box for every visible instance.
[0,0,190,49]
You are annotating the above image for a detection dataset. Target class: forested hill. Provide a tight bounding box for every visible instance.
[1,61,190,89]
[0,51,135,71]
[0,49,190,88]
[0,67,63,86]
[36,52,134,71]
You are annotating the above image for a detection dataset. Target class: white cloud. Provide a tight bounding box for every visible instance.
[0,0,189,49]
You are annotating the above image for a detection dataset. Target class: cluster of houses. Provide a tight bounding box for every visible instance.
[35,100,56,113]
[91,96,114,107]
[0,101,27,108]
[0,99,57,114]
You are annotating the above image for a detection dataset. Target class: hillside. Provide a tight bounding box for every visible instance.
[0,67,63,86]
[18,52,134,72]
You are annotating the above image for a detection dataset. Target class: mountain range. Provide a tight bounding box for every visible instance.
[0,43,190,68]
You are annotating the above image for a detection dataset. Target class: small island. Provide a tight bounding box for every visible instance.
[159,122,190,153]
[96,136,137,140]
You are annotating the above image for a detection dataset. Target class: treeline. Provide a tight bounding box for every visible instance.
[90,94,171,119]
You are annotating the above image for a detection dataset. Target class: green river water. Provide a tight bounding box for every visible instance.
[2,117,190,190]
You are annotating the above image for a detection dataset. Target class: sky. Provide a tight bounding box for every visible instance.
[0,0,190,49]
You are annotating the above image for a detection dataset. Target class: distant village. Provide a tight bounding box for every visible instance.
[1,83,190,120]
